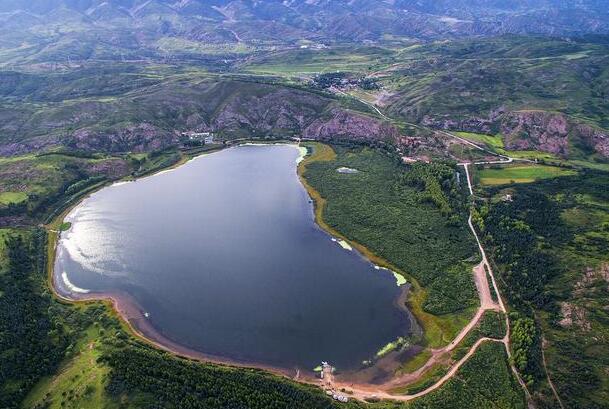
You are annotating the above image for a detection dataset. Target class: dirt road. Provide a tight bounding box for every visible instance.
[316,161,529,403]
[308,93,532,403]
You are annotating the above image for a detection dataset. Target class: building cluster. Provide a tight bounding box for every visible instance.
[320,361,349,403]
[182,131,215,144]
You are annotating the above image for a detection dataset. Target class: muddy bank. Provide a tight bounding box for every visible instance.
[49,143,414,382]
[336,285,424,385]
[53,274,308,381]
[53,260,419,386]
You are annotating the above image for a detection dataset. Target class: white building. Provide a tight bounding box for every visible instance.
[183,132,215,144]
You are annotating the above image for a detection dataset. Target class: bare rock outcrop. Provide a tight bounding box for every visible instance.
[303,109,399,144]
[423,109,609,159]
[501,111,609,159]
[69,123,180,153]
[575,124,609,158]
[500,111,571,156]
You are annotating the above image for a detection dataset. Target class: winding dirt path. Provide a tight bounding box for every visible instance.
[328,337,506,403]
[306,90,536,402]
[315,161,528,402]
[541,337,565,409]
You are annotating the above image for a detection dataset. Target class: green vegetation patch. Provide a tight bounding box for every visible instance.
[423,262,478,315]
[452,310,507,361]
[498,150,559,161]
[481,170,609,407]
[478,165,576,185]
[398,363,450,396]
[376,337,409,359]
[0,191,27,205]
[455,132,504,149]
[401,350,433,374]
[454,132,560,162]
[302,146,478,346]
[22,326,116,409]
[478,311,507,340]
[102,342,346,409]
[406,342,525,409]
[1,229,83,408]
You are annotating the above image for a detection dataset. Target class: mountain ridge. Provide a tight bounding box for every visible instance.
[1,0,608,43]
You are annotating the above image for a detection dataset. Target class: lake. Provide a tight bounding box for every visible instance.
[54,144,411,372]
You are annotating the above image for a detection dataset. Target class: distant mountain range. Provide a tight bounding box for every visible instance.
[1,0,608,45]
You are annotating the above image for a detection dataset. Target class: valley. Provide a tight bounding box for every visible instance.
[1,2,608,409]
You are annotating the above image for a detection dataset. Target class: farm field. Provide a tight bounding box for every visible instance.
[244,46,397,76]
[476,165,577,185]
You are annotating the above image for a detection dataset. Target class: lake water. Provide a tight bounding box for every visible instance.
[54,144,411,371]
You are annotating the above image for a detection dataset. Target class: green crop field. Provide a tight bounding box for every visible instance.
[454,132,563,162]
[477,165,577,185]
[244,46,396,76]
[455,132,505,150]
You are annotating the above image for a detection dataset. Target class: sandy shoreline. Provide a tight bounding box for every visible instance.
[47,141,418,392]
[47,143,317,383]
[53,274,310,380]
[53,267,414,385]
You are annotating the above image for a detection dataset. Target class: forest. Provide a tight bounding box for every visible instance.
[0,230,67,407]
[478,169,609,408]
[303,146,477,316]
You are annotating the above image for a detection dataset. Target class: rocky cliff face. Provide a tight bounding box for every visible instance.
[574,123,609,158]
[500,111,572,156]
[422,109,609,159]
[0,80,400,155]
[303,109,399,145]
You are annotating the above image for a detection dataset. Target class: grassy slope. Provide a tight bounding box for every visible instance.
[454,132,557,161]
[301,143,478,349]
[0,192,27,205]
[454,132,505,150]
[0,70,340,153]
[21,326,117,409]
[383,36,609,129]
